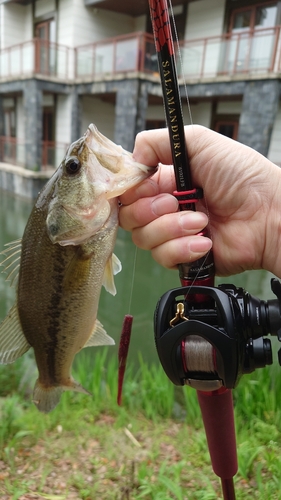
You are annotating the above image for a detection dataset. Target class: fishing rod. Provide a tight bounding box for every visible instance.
[148,2,237,498]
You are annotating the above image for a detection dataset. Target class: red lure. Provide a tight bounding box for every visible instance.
[117,314,133,406]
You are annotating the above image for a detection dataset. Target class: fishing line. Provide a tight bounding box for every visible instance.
[168,0,193,128]
[117,242,137,406]
[127,244,138,316]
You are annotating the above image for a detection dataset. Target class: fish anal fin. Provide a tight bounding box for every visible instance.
[33,378,91,413]
[0,303,30,364]
[102,253,122,296]
[84,319,115,347]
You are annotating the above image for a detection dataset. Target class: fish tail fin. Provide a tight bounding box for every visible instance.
[33,380,64,413]
[33,379,91,413]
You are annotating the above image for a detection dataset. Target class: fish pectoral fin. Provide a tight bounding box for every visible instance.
[84,319,115,347]
[0,239,22,288]
[0,303,31,364]
[102,253,122,296]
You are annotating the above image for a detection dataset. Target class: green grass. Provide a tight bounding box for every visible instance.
[0,350,280,499]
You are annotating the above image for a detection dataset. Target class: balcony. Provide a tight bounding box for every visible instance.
[0,27,280,84]
[0,39,71,81]
[179,26,281,80]
[74,32,157,79]
[0,136,68,170]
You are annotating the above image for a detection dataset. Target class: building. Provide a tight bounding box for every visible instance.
[0,0,280,196]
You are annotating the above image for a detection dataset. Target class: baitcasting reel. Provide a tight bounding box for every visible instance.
[154,278,281,391]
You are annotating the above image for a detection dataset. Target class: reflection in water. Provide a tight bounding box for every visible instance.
[0,189,276,367]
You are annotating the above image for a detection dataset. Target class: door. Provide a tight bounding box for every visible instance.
[42,107,55,167]
[35,19,56,75]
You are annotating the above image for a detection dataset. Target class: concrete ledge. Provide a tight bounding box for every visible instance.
[0,162,54,199]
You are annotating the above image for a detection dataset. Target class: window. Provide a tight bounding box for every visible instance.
[230,3,278,32]
[219,2,279,73]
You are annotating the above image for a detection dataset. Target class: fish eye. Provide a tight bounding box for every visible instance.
[65,159,81,175]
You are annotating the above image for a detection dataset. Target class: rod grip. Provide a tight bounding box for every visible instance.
[197,388,238,479]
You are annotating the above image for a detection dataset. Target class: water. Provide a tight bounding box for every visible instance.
[0,188,277,367]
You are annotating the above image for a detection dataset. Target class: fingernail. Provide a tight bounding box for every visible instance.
[151,194,178,216]
[189,236,212,253]
[179,211,208,230]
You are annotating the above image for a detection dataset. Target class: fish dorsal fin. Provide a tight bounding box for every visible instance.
[0,303,31,364]
[84,319,115,347]
[0,239,22,287]
[102,253,122,296]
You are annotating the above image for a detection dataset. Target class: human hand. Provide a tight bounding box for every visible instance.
[119,126,281,278]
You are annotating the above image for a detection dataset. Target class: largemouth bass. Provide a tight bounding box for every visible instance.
[0,124,153,413]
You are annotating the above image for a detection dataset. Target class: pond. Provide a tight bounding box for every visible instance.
[0,188,277,369]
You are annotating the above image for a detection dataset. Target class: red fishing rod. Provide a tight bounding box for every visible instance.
[148,1,238,498]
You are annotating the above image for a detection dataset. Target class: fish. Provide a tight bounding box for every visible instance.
[0,124,153,413]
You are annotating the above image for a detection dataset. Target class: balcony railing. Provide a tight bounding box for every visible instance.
[0,39,71,80]
[178,26,281,79]
[0,136,68,169]
[75,32,157,78]
[0,27,280,83]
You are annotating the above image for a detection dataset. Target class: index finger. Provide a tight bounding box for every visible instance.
[120,162,176,205]
[133,128,173,166]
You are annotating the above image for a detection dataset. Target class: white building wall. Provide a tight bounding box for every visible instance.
[267,104,281,166]
[185,0,225,40]
[55,95,72,166]
[146,101,212,129]
[1,3,32,48]
[24,6,33,41]
[217,101,242,114]
[188,102,212,128]
[81,96,115,140]
[134,15,146,32]
[58,0,134,48]
[56,95,72,144]
[35,0,56,18]
[57,0,75,47]
[183,0,225,78]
